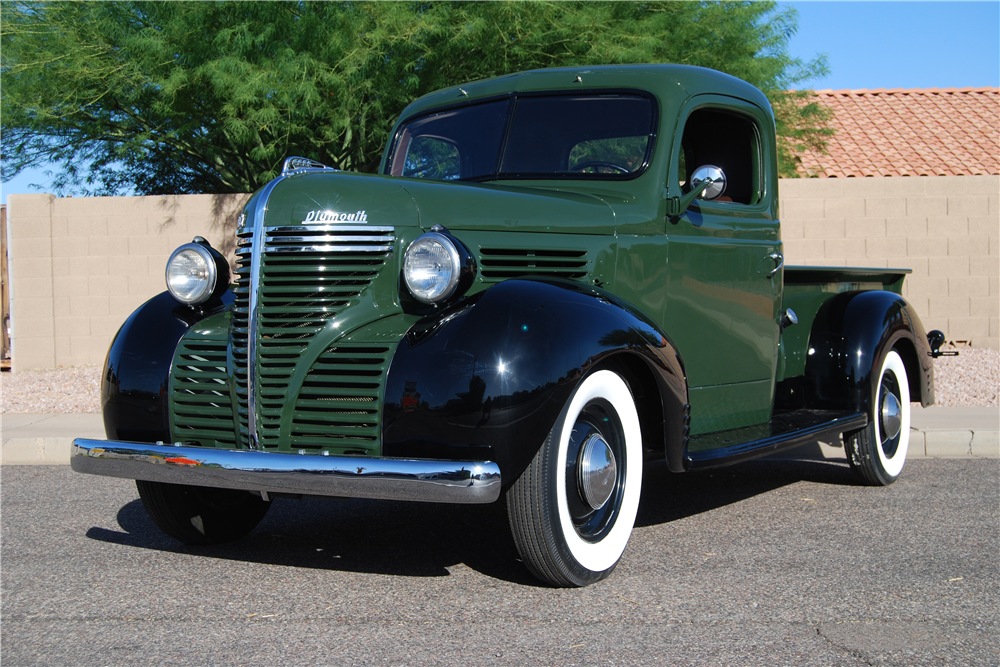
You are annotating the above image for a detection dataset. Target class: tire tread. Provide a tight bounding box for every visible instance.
[845,424,886,486]
[136,480,271,545]
[506,434,578,586]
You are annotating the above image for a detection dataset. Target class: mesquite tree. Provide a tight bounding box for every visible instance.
[1,1,831,195]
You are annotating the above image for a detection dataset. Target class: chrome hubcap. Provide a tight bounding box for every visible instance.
[578,434,617,510]
[881,390,902,441]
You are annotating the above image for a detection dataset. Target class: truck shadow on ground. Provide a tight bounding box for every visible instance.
[85,452,858,587]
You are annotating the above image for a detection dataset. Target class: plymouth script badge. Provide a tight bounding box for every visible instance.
[304,209,368,223]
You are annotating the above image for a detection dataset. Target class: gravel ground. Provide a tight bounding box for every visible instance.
[2,348,997,413]
[932,347,999,408]
[2,364,102,413]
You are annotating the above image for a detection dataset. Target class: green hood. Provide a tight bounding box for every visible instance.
[261,171,617,235]
[399,179,616,235]
[262,172,422,228]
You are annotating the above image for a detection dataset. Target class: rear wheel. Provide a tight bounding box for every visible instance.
[845,349,910,486]
[507,369,642,587]
[136,480,271,545]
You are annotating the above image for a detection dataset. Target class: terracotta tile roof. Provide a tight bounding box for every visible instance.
[794,87,999,177]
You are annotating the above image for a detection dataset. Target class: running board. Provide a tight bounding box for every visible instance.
[684,409,868,470]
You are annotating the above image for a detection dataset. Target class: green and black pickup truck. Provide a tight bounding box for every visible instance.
[72,65,947,587]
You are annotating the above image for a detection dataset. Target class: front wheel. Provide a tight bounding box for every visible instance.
[136,480,271,545]
[507,369,643,587]
[845,348,911,486]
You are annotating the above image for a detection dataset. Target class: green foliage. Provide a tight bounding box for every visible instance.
[1,1,830,195]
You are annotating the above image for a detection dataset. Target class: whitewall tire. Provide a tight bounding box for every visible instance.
[507,369,642,586]
[846,348,910,486]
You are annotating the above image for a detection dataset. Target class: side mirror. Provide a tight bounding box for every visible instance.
[690,165,727,201]
[666,164,728,218]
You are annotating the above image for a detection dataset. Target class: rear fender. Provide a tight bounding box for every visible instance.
[802,291,934,413]
[382,279,689,484]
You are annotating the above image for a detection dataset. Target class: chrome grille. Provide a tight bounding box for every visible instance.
[232,231,252,445]
[233,224,395,450]
[258,225,394,341]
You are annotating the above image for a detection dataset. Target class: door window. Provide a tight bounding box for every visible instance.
[677,108,762,206]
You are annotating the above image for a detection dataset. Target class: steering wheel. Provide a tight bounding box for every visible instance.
[569,161,630,174]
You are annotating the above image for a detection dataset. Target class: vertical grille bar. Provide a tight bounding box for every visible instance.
[247,177,287,449]
[231,231,253,445]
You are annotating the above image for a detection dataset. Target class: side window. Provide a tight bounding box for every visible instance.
[401,137,461,180]
[677,108,761,205]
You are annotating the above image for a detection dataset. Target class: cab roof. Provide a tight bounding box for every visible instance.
[396,64,773,122]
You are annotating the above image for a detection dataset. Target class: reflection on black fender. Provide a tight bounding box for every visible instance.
[382,279,689,482]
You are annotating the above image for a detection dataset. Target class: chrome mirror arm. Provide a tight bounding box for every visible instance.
[666,180,711,218]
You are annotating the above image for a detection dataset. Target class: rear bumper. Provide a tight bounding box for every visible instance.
[71,439,502,504]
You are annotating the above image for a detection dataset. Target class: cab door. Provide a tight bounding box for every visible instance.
[663,95,782,435]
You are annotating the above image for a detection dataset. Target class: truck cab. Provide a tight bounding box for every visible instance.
[72,65,939,587]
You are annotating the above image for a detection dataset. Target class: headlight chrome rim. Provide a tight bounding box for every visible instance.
[165,242,218,305]
[403,232,464,304]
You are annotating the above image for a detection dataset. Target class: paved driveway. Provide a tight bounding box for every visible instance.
[2,458,997,666]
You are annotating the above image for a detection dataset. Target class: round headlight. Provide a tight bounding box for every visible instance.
[165,243,218,305]
[403,232,463,304]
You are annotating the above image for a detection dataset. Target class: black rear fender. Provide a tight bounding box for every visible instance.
[800,290,934,413]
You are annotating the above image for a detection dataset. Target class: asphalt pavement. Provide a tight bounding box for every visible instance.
[2,458,997,665]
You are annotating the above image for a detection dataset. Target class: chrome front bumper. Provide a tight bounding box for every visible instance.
[71,439,502,504]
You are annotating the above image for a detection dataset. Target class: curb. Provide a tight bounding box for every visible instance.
[2,414,105,465]
[2,437,76,465]
[909,430,1000,458]
[3,409,998,465]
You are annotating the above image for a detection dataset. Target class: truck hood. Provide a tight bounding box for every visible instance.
[399,179,616,235]
[261,171,617,235]
[262,172,422,228]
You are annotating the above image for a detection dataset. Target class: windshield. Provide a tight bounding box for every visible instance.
[387,93,656,181]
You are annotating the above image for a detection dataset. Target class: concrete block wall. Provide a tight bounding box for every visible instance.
[4,175,998,370]
[6,193,249,370]
[781,175,999,350]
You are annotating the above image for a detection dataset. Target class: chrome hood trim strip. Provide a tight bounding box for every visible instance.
[265,244,393,254]
[71,439,502,504]
[267,225,394,234]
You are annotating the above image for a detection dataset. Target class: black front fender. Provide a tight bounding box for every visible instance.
[382,279,688,485]
[102,291,233,443]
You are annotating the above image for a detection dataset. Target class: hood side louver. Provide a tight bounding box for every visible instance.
[478,248,588,282]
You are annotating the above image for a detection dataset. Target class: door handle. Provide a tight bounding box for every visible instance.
[766,252,783,279]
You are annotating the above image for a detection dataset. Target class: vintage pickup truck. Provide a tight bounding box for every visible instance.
[72,64,946,587]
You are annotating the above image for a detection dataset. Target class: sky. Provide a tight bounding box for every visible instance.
[2,1,998,204]
[782,1,999,91]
